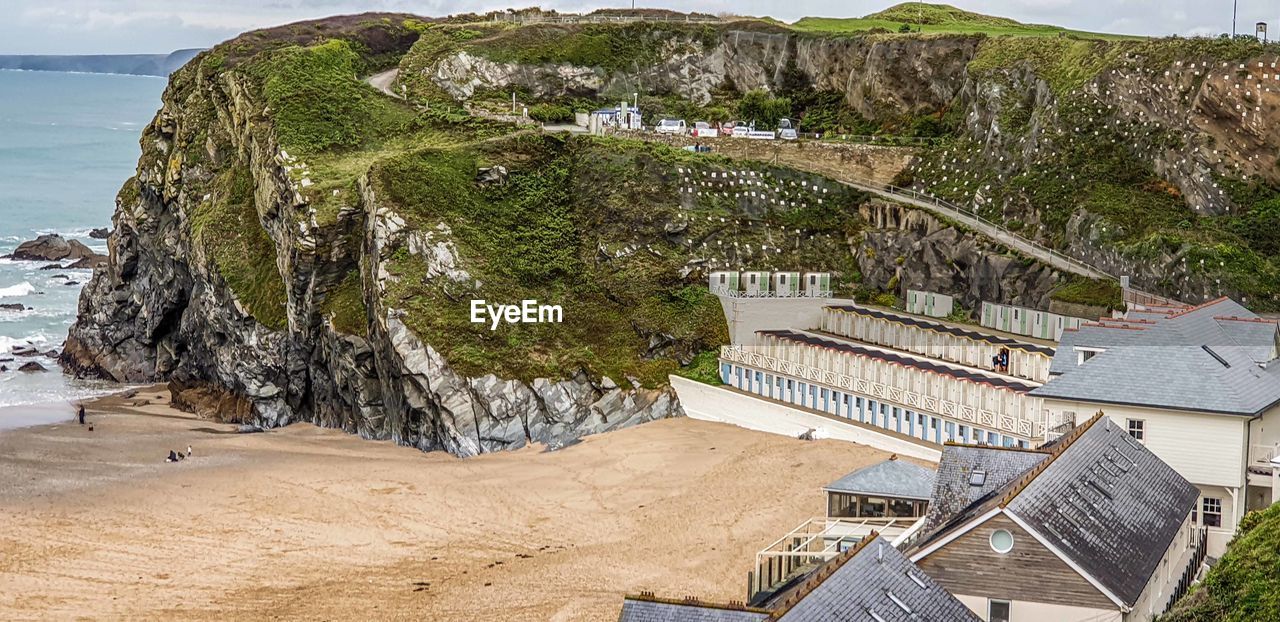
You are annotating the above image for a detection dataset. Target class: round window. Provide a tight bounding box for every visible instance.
[990,529,1014,554]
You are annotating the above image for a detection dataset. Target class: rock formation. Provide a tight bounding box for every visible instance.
[6,234,98,262]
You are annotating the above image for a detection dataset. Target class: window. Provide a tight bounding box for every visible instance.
[989,529,1014,554]
[988,599,1011,622]
[1127,419,1145,442]
[1202,497,1223,528]
[969,470,987,487]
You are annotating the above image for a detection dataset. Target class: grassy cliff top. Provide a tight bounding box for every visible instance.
[792,2,1143,40]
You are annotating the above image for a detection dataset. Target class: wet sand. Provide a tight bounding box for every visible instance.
[0,387,893,620]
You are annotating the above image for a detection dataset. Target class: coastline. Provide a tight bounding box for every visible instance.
[0,386,890,620]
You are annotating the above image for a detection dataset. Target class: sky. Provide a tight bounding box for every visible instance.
[1,0,1277,54]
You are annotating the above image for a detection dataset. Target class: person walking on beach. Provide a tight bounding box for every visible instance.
[78,404,86,426]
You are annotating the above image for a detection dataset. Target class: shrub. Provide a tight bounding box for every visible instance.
[529,103,574,123]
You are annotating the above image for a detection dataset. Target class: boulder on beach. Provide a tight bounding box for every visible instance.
[18,361,47,373]
[0,303,24,311]
[39,264,65,270]
[11,347,38,356]
[89,227,111,239]
[6,234,98,261]
[65,281,80,286]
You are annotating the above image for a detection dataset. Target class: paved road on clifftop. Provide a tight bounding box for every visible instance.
[365,68,401,99]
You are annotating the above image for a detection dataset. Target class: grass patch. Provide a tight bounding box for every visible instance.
[674,350,724,385]
[793,3,1142,40]
[249,39,417,154]
[323,268,368,334]
[374,135,864,386]
[1050,277,1122,311]
[190,164,288,330]
[1162,503,1280,622]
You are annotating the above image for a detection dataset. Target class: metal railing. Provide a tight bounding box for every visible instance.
[838,179,1113,281]
[749,517,908,602]
[710,286,833,299]
[1160,526,1208,616]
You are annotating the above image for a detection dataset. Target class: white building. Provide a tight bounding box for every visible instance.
[905,414,1206,622]
[1031,297,1280,557]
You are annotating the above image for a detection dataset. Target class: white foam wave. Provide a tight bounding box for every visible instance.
[0,282,35,298]
[0,332,53,352]
[34,227,98,238]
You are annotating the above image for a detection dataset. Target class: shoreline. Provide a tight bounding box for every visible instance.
[0,386,890,620]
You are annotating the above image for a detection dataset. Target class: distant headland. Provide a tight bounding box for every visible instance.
[0,49,203,76]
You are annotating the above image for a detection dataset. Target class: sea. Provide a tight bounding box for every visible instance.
[0,69,166,424]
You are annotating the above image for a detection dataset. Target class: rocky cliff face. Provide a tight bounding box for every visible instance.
[856,200,1061,312]
[419,27,1280,306]
[63,56,682,457]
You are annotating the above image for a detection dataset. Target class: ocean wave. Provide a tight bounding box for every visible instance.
[33,227,99,238]
[0,331,54,352]
[0,282,36,298]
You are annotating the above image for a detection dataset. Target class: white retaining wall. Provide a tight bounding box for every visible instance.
[669,375,941,463]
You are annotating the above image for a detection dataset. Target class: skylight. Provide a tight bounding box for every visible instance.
[969,470,987,486]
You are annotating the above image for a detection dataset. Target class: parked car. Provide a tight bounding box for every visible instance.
[682,144,713,153]
[778,118,799,140]
[655,119,687,135]
[730,124,752,138]
[719,121,738,135]
[691,121,719,138]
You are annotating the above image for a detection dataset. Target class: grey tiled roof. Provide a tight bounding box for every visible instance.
[1035,298,1280,415]
[912,415,1198,608]
[918,445,1047,536]
[770,535,980,622]
[824,458,936,501]
[1006,416,1199,606]
[617,599,769,622]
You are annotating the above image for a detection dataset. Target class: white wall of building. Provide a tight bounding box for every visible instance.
[954,593,1119,622]
[669,375,940,462]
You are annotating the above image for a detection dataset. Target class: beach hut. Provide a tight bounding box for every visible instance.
[709,271,739,295]
[773,271,800,297]
[803,272,831,297]
[742,271,771,297]
[906,290,954,318]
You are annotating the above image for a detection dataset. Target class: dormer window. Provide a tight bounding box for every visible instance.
[1075,347,1105,366]
[969,470,987,487]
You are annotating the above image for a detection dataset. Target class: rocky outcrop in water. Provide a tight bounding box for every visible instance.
[6,234,99,262]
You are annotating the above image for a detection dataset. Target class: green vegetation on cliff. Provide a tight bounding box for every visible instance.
[793,3,1141,40]
[1163,503,1280,622]
[190,164,289,330]
[374,134,863,386]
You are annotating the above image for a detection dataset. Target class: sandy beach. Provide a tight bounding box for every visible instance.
[0,387,893,621]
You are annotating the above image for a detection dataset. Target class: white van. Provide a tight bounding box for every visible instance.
[655,119,687,135]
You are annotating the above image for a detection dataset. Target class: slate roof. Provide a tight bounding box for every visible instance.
[917,445,1048,536]
[1034,297,1280,415]
[760,330,1038,393]
[620,534,979,622]
[766,534,981,622]
[826,304,1056,356]
[824,458,936,501]
[911,414,1200,608]
[618,598,769,622]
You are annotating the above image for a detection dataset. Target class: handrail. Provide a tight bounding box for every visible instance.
[839,178,1113,281]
